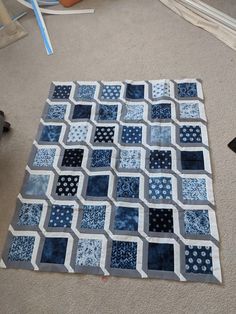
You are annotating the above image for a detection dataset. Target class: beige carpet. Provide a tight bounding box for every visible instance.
[0,0,236,313]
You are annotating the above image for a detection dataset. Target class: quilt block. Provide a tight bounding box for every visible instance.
[0,79,221,283]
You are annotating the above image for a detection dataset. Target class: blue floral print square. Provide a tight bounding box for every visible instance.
[180,126,202,143]
[86,175,109,197]
[124,104,144,120]
[76,85,96,100]
[148,243,174,271]
[126,84,144,100]
[150,126,171,144]
[110,241,137,269]
[81,205,106,229]
[33,148,56,167]
[48,205,73,228]
[116,176,139,199]
[76,239,102,267]
[119,149,141,169]
[114,206,139,231]
[180,103,200,119]
[17,203,42,226]
[151,104,171,119]
[46,104,66,120]
[185,245,212,274]
[98,105,118,120]
[101,85,121,100]
[41,237,68,264]
[149,177,172,200]
[177,83,197,98]
[52,85,71,99]
[121,126,142,144]
[91,149,112,167]
[24,174,49,196]
[8,236,35,262]
[40,125,62,142]
[182,178,207,201]
[184,210,210,235]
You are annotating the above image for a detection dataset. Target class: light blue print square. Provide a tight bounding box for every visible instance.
[119,149,141,169]
[46,105,66,120]
[76,239,102,267]
[24,174,49,196]
[76,85,96,100]
[150,126,171,144]
[184,210,210,235]
[17,203,43,226]
[8,236,35,261]
[33,148,56,167]
[180,103,200,119]
[124,105,144,120]
[182,178,207,201]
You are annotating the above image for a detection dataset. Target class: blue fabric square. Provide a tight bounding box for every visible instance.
[148,243,174,271]
[182,178,207,201]
[46,105,66,120]
[17,203,42,226]
[98,105,118,120]
[101,85,121,100]
[114,207,139,231]
[185,245,212,274]
[48,205,73,228]
[33,148,56,167]
[76,85,96,100]
[119,149,141,169]
[180,103,200,119]
[151,104,171,119]
[180,126,202,143]
[177,83,197,98]
[76,239,102,266]
[150,126,171,144]
[81,205,106,229]
[86,175,109,197]
[40,125,61,142]
[72,105,91,119]
[56,175,79,196]
[41,237,68,264]
[8,236,35,262]
[94,126,114,143]
[149,150,171,169]
[149,177,172,200]
[149,208,173,233]
[126,84,144,99]
[52,85,71,99]
[184,210,210,235]
[62,149,84,167]
[91,149,112,167]
[110,241,137,269]
[121,126,142,144]
[124,104,144,120]
[116,176,139,199]
[181,151,204,170]
[24,174,49,196]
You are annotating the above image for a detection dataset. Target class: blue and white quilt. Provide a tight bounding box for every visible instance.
[0,80,222,283]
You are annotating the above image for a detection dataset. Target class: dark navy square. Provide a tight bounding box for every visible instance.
[148,243,174,271]
[149,150,171,169]
[121,126,142,144]
[86,175,109,197]
[110,241,137,269]
[149,208,173,233]
[126,84,144,99]
[52,85,71,99]
[98,105,118,120]
[151,104,171,119]
[40,125,61,142]
[56,175,79,196]
[62,149,84,167]
[41,237,68,264]
[91,149,112,167]
[94,126,115,143]
[114,207,139,231]
[181,151,204,170]
[116,176,139,199]
[177,83,197,98]
[48,205,73,228]
[185,245,212,274]
[72,105,92,119]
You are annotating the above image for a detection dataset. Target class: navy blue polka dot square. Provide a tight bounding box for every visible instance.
[56,175,79,196]
[149,150,171,169]
[41,237,68,264]
[121,126,142,144]
[101,85,121,100]
[149,208,173,233]
[52,85,71,99]
[86,175,109,197]
[94,126,114,143]
[72,105,91,119]
[91,149,112,167]
[40,125,61,142]
[81,205,106,229]
[48,205,73,228]
[114,206,139,231]
[126,84,144,99]
[180,126,202,143]
[62,149,84,167]
[181,151,204,170]
[148,243,174,271]
[177,83,197,98]
[151,104,171,119]
[185,245,212,274]
[98,105,118,120]
[116,176,139,199]
[110,241,137,269]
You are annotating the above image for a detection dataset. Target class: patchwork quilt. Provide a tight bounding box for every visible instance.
[0,80,222,283]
